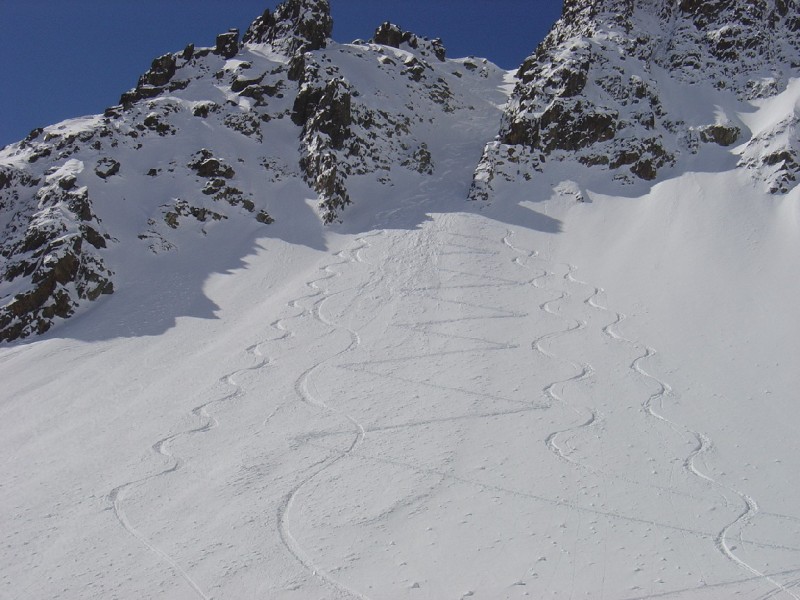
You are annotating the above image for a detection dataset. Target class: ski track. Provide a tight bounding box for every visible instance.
[104,233,359,600]
[103,216,798,600]
[106,330,278,600]
[505,231,603,478]
[511,231,800,598]
[587,286,800,599]
[275,233,383,600]
[319,222,799,596]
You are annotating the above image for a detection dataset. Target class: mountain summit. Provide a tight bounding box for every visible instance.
[243,0,333,56]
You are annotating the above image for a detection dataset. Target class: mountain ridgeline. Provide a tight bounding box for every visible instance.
[470,0,799,199]
[0,0,798,343]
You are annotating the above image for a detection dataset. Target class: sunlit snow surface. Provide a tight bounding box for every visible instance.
[2,69,800,600]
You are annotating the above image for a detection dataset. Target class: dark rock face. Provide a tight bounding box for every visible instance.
[243,0,332,56]
[215,29,240,59]
[139,54,177,88]
[372,22,447,62]
[119,51,190,107]
[294,73,354,223]
[699,125,741,147]
[293,77,352,150]
[1,163,114,343]
[289,28,464,224]
[471,0,800,198]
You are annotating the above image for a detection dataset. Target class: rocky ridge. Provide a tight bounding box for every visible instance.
[470,0,800,200]
[0,0,502,342]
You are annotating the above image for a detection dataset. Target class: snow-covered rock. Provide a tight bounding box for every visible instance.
[292,22,491,223]
[0,0,504,341]
[243,0,333,57]
[471,0,800,199]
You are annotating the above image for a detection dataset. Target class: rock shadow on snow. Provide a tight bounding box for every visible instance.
[11,213,328,344]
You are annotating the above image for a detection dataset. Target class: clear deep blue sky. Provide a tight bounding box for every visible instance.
[0,1,563,147]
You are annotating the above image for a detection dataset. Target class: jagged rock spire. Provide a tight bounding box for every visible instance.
[243,0,333,56]
[371,22,447,62]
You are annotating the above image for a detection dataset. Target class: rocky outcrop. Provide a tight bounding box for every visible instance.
[739,115,799,194]
[372,22,446,62]
[289,20,467,223]
[662,0,799,98]
[471,0,800,199]
[120,52,191,107]
[0,161,113,342]
[293,69,354,224]
[95,158,120,179]
[243,0,332,56]
[215,29,240,59]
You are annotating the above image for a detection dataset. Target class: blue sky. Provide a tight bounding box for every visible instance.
[0,1,563,147]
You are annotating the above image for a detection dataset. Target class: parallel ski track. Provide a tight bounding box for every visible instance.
[276,233,386,600]
[504,231,601,474]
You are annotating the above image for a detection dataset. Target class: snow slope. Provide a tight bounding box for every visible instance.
[3,97,800,600]
[2,1,800,599]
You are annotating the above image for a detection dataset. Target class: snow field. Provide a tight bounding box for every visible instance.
[1,23,799,600]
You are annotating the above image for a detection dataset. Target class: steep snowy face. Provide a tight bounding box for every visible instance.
[471,0,800,199]
[0,0,506,343]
